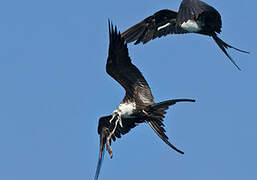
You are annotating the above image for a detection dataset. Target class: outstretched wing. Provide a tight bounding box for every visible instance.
[177,0,222,33]
[107,21,154,104]
[121,9,188,45]
[146,99,195,154]
[94,115,144,180]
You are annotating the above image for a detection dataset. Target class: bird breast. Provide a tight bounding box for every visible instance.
[118,102,136,116]
[181,19,202,32]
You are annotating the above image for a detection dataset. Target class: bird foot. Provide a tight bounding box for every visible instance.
[117,115,123,127]
[109,113,116,123]
[105,115,121,158]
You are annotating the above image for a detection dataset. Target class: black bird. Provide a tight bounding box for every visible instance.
[94,21,195,180]
[122,0,249,70]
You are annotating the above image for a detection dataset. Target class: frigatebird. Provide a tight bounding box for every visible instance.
[94,21,195,180]
[122,0,249,70]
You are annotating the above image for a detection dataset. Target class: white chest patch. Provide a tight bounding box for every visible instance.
[181,20,201,32]
[118,102,136,116]
[157,23,171,31]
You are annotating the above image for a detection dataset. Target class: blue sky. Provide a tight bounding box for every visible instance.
[0,0,256,179]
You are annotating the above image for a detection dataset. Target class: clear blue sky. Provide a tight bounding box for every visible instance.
[0,0,256,179]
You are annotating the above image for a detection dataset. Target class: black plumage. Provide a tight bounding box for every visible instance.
[122,9,187,44]
[122,0,249,70]
[94,22,195,180]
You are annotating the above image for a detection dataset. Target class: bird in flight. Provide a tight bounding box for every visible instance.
[122,0,249,70]
[94,21,195,180]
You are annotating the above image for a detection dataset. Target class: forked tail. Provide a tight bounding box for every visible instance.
[212,33,249,71]
[146,99,195,154]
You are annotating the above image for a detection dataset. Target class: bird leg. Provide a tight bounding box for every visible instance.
[109,114,116,123]
[118,115,123,127]
[106,115,121,158]
[109,110,123,127]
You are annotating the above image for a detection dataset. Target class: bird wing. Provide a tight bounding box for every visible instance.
[98,115,144,142]
[177,0,221,32]
[121,9,188,45]
[94,98,195,179]
[94,115,144,180]
[107,21,154,105]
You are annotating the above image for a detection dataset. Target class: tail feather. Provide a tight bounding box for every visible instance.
[146,99,195,154]
[212,34,249,71]
[148,121,184,154]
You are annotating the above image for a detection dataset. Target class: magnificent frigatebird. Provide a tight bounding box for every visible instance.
[122,0,249,70]
[94,21,195,180]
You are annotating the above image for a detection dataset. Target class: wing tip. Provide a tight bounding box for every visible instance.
[94,138,106,180]
[107,19,126,48]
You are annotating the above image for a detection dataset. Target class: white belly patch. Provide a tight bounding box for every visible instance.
[181,20,201,32]
[118,102,136,116]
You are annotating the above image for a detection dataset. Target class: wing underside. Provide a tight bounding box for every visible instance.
[122,9,188,45]
[94,114,145,180]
